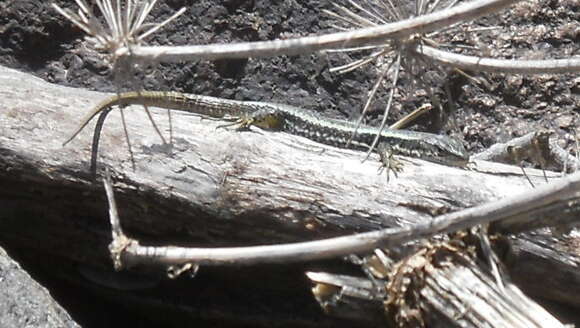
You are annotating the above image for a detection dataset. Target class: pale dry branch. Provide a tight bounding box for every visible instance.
[473,131,551,165]
[473,131,580,174]
[412,44,580,74]
[111,0,520,63]
[105,170,580,269]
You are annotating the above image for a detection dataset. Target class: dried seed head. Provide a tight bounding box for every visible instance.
[52,0,185,63]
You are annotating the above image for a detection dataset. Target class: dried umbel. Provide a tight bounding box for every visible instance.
[52,0,185,62]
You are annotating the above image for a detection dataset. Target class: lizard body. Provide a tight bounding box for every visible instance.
[64,91,469,172]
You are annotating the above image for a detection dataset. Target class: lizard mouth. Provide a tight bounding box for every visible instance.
[422,152,469,167]
[438,156,470,167]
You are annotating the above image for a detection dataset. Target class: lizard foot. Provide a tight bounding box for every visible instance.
[377,143,404,181]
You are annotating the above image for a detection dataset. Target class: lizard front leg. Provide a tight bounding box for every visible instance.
[377,143,404,181]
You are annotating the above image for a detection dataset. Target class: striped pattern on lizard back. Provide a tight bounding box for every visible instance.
[64,91,469,168]
[248,104,469,166]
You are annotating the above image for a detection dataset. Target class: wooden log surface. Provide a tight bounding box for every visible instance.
[1,65,580,325]
[0,64,554,253]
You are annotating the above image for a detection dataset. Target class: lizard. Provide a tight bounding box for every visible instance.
[63,91,470,175]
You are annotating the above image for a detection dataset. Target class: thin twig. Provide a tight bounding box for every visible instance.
[473,131,554,185]
[142,103,167,144]
[365,53,401,159]
[389,103,433,130]
[329,48,391,74]
[346,54,394,146]
[412,44,580,74]
[117,107,136,173]
[103,167,132,271]
[113,0,521,63]
[107,171,580,268]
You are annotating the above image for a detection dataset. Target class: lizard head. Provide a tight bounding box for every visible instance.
[245,106,286,130]
[392,133,469,167]
[419,134,470,166]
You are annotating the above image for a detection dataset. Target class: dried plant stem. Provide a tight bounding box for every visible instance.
[106,171,580,268]
[345,55,394,146]
[413,44,580,74]
[114,0,521,63]
[366,53,401,159]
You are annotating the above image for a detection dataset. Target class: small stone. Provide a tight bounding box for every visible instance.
[554,115,574,129]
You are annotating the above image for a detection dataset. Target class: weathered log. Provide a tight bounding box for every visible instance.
[0,65,578,326]
[0,65,559,246]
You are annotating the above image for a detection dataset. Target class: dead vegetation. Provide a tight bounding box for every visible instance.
[1,0,579,326]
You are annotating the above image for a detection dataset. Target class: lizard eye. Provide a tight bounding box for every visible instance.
[253,114,282,129]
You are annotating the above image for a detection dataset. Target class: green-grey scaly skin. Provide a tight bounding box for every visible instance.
[67,91,469,167]
[246,104,470,167]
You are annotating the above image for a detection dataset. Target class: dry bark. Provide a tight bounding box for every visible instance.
[0,65,578,326]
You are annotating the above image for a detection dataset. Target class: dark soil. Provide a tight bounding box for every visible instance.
[1,0,579,327]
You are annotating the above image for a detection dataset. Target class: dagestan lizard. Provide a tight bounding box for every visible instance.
[63,91,469,174]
